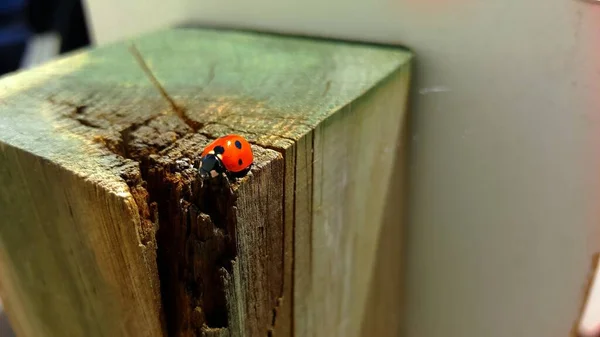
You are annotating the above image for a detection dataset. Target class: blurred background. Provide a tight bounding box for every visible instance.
[0,0,89,76]
[2,1,600,337]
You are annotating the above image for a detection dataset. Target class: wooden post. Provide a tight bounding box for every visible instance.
[0,28,412,337]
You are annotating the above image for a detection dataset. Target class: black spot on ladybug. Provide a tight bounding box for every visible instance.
[214,145,225,154]
[238,159,243,166]
[235,140,242,149]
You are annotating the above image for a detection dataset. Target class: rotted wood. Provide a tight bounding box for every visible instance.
[0,28,412,337]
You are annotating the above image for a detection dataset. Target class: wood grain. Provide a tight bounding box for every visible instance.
[295,67,411,337]
[0,27,412,337]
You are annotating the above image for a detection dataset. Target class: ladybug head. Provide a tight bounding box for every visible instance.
[197,153,224,179]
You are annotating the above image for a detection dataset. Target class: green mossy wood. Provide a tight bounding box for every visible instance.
[0,28,412,337]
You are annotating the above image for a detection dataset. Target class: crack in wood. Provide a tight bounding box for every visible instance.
[267,296,283,337]
[128,43,201,132]
[47,94,238,335]
[47,95,88,116]
[117,114,167,158]
[72,116,102,129]
[130,152,237,335]
[322,80,331,97]
[206,64,216,87]
[115,132,238,335]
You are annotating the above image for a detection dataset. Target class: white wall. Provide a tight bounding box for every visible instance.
[83,1,600,336]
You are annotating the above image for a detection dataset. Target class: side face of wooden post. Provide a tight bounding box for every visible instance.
[291,68,411,337]
[0,28,412,337]
[0,128,164,337]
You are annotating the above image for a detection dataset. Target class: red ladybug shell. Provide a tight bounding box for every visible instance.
[201,135,253,173]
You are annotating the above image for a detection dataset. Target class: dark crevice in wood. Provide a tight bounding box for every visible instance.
[117,114,167,158]
[266,142,293,337]
[108,126,239,336]
[53,100,239,336]
[74,105,87,114]
[117,161,158,247]
[140,159,237,335]
[267,296,283,337]
[110,120,239,335]
[309,130,315,280]
[47,95,88,116]
[72,116,102,129]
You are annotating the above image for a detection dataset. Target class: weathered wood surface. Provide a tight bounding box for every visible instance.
[0,28,412,337]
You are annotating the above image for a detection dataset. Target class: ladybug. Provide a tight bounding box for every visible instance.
[197,134,254,179]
